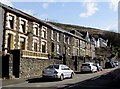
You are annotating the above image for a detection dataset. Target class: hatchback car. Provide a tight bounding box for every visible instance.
[81,62,97,73]
[42,64,74,80]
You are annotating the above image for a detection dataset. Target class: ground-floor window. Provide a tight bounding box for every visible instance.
[20,37,25,50]
[7,33,13,52]
[42,41,46,53]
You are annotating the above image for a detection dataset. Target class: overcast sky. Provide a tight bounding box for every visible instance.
[0,0,119,33]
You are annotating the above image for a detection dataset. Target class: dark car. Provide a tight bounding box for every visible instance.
[105,61,116,68]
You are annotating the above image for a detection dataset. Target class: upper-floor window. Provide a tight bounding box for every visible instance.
[33,23,39,36]
[76,39,79,47]
[51,30,54,40]
[57,33,60,42]
[6,13,16,30]
[64,35,66,43]
[41,26,47,39]
[8,15,14,29]
[68,37,70,44]
[20,19,26,33]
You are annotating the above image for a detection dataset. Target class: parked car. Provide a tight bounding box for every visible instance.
[80,62,98,73]
[42,64,74,81]
[95,64,103,71]
[105,61,116,68]
[114,61,119,66]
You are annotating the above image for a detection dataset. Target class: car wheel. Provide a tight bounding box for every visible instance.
[70,73,74,79]
[91,69,94,73]
[60,74,64,81]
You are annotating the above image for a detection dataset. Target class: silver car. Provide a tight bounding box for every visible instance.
[42,64,74,80]
[81,62,98,73]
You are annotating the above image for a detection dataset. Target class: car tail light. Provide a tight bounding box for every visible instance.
[54,71,58,74]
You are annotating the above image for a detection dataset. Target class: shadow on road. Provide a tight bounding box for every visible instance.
[59,68,120,89]
[26,77,59,83]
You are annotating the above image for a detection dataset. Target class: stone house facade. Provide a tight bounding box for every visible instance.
[1,3,95,79]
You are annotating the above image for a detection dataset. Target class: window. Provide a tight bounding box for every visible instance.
[51,30,54,40]
[64,35,66,43]
[77,49,79,55]
[20,37,25,50]
[41,26,47,39]
[8,15,14,29]
[68,37,70,44]
[68,47,70,55]
[51,42,54,52]
[76,40,79,47]
[42,41,46,53]
[57,44,60,54]
[7,33,13,52]
[57,33,60,42]
[41,30,46,38]
[33,24,39,36]
[34,40,38,52]
[20,20,26,33]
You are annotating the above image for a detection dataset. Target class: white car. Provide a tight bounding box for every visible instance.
[42,64,74,80]
[81,62,98,73]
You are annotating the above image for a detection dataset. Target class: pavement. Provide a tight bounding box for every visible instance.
[2,76,41,87]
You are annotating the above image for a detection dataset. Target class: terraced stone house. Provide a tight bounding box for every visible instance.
[1,3,96,79]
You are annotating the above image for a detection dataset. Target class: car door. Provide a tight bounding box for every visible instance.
[61,65,70,78]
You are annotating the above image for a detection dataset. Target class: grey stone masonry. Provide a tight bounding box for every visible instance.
[19,57,62,78]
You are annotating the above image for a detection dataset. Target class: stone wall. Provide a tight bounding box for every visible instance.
[19,58,62,78]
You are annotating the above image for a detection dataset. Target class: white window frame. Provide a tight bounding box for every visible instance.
[57,44,60,54]
[6,12,16,30]
[64,35,66,43]
[68,47,70,55]
[51,30,54,40]
[41,26,47,39]
[19,17,28,34]
[18,34,28,50]
[41,41,47,53]
[33,22,39,36]
[57,33,60,42]
[68,37,70,44]
[33,39,39,52]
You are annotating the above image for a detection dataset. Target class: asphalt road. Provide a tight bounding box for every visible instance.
[2,67,119,89]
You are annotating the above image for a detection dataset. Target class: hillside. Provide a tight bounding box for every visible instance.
[48,21,120,58]
[48,21,109,36]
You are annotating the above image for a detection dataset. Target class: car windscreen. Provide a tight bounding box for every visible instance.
[47,65,59,69]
